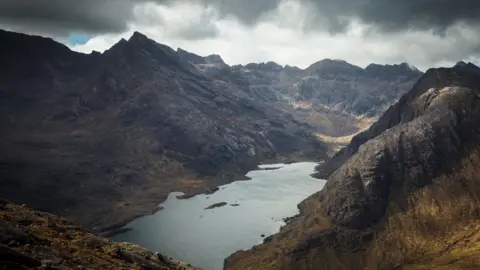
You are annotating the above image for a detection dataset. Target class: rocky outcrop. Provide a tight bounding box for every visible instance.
[225,64,480,269]
[0,199,200,269]
[0,29,327,230]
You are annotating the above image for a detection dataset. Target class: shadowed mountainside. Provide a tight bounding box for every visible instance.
[224,63,480,269]
[0,29,422,232]
[0,29,327,231]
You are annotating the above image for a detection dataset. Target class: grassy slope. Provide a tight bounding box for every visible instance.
[364,149,480,269]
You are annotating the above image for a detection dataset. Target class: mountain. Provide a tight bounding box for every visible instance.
[0,29,422,235]
[0,29,327,231]
[225,64,480,269]
[0,199,200,269]
[200,57,423,142]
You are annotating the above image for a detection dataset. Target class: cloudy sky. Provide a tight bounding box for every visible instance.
[1,0,480,70]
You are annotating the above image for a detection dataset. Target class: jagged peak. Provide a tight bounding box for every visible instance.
[307,58,362,73]
[453,61,480,74]
[400,62,421,72]
[90,50,102,57]
[365,62,422,76]
[129,31,148,41]
[309,58,355,67]
[125,31,157,48]
[177,48,206,65]
[176,48,226,65]
[284,64,300,69]
[177,48,190,54]
[453,60,479,69]
[103,31,185,70]
[205,54,226,65]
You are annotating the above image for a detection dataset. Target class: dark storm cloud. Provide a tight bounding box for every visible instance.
[0,0,136,35]
[174,0,480,33]
[304,0,480,33]
[2,0,480,37]
[0,0,221,39]
[173,0,282,25]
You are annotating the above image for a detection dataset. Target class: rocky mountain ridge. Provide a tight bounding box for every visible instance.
[0,29,326,231]
[225,63,480,269]
[0,28,465,270]
[184,52,423,139]
[0,29,424,232]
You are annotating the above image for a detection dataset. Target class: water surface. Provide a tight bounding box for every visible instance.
[112,162,326,270]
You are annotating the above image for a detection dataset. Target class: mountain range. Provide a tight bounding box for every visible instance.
[2,29,473,270]
[0,29,421,232]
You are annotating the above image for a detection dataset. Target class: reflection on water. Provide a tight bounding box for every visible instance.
[111,162,326,270]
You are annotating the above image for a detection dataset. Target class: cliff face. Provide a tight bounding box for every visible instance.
[0,199,200,270]
[0,29,327,230]
[225,64,480,269]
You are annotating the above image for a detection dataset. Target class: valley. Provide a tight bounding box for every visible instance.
[111,162,325,270]
[2,28,479,270]
[0,30,419,233]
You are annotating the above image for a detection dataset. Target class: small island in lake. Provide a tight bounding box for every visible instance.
[205,202,227,209]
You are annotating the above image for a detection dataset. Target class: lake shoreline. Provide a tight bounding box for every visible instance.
[99,157,320,238]
[110,162,326,270]
[96,173,250,238]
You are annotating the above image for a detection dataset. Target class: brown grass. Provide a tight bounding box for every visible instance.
[364,149,480,269]
[310,149,480,270]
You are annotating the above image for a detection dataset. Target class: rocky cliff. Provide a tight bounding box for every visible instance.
[0,29,326,231]
[225,64,480,269]
[0,199,200,269]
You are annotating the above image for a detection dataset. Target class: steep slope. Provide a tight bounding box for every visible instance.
[0,199,200,269]
[0,29,326,231]
[225,64,480,269]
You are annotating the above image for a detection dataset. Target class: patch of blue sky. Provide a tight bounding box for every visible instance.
[68,33,90,45]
